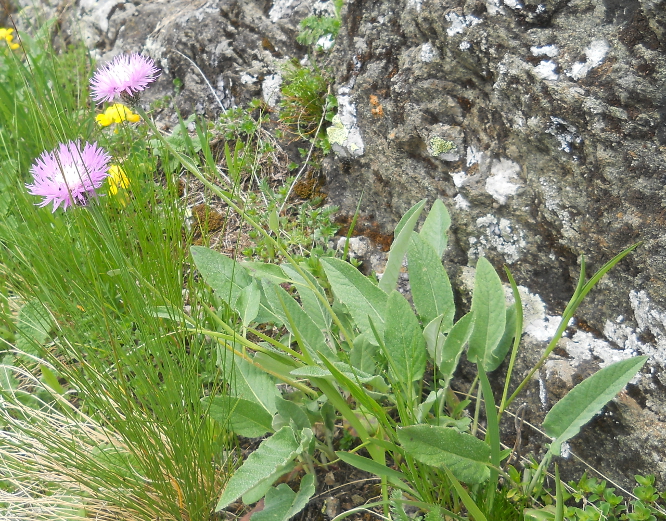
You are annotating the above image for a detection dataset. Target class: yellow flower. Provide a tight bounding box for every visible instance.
[96,103,141,128]
[96,113,114,127]
[0,28,19,50]
[107,165,129,195]
[106,103,141,123]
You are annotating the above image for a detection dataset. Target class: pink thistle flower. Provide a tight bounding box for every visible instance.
[90,53,160,104]
[26,141,111,212]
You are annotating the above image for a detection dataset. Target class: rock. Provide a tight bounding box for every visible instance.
[322,0,666,485]
[25,0,321,124]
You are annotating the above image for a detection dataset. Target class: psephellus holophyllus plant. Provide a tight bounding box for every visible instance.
[25,141,111,212]
[90,53,160,105]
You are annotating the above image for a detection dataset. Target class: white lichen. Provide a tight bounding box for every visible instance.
[454,194,470,210]
[533,60,558,80]
[269,0,296,22]
[262,73,282,107]
[466,146,482,167]
[445,12,482,37]
[450,171,467,187]
[473,215,526,264]
[485,158,521,205]
[240,73,258,85]
[420,42,439,62]
[328,91,364,158]
[531,44,559,57]
[316,34,335,50]
[568,39,610,80]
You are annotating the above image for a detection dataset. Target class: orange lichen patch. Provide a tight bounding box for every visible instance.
[369,94,384,117]
[335,214,394,252]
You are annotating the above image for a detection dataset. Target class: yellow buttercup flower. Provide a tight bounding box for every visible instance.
[96,103,141,127]
[107,165,130,195]
[0,28,20,50]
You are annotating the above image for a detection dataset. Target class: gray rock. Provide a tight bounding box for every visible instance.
[323,0,666,485]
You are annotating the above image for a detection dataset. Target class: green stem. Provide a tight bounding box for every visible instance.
[478,365,500,514]
[498,267,524,417]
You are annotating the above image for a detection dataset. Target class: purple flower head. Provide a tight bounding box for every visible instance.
[26,141,111,212]
[90,53,160,104]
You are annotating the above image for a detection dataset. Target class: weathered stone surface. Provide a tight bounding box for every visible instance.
[19,0,323,124]
[319,0,666,485]
[24,0,666,486]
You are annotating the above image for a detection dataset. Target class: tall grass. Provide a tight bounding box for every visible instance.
[0,20,229,520]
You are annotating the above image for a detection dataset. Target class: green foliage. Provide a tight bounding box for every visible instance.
[177,188,644,519]
[279,61,337,150]
[296,0,344,49]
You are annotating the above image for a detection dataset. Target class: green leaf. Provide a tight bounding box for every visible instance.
[16,300,53,356]
[439,312,475,389]
[274,396,312,432]
[321,257,387,339]
[191,246,252,310]
[383,291,427,385]
[336,451,410,486]
[350,332,378,374]
[281,263,332,332]
[262,280,335,361]
[40,365,65,394]
[407,233,455,326]
[243,261,289,284]
[397,425,491,484]
[543,356,647,455]
[237,280,261,326]
[216,426,310,511]
[468,257,506,371]
[394,198,426,237]
[269,208,280,235]
[484,304,516,372]
[419,199,451,258]
[230,355,277,415]
[204,395,274,438]
[251,474,316,521]
[379,199,426,293]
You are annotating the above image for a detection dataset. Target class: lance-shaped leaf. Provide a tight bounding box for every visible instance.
[379,199,426,293]
[282,263,332,332]
[262,280,335,361]
[543,356,648,455]
[384,291,427,385]
[439,312,475,388]
[204,395,274,438]
[236,280,260,327]
[321,257,387,338]
[216,426,312,511]
[398,425,491,484]
[229,354,278,415]
[407,233,455,327]
[251,474,316,521]
[419,199,451,258]
[483,305,516,372]
[468,257,506,371]
[191,246,251,309]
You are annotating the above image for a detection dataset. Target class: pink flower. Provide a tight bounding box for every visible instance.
[26,141,111,212]
[90,53,160,104]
